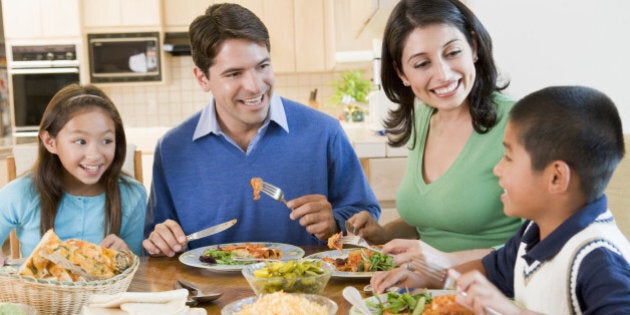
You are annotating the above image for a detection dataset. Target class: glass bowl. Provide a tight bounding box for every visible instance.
[241,260,333,295]
[221,293,338,315]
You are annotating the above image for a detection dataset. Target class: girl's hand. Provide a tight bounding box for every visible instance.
[0,254,6,267]
[100,234,131,252]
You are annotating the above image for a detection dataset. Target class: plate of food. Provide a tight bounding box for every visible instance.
[178,242,305,272]
[305,248,395,278]
[349,289,472,315]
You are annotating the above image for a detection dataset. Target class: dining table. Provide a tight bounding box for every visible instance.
[128,245,372,314]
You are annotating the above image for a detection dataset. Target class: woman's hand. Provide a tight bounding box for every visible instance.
[346,210,385,244]
[100,234,131,252]
[382,239,454,270]
[370,267,431,294]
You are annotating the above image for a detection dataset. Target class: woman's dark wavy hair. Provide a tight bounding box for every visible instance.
[189,3,270,78]
[381,0,508,147]
[510,86,625,202]
[36,83,128,236]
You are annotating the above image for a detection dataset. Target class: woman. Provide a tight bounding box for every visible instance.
[347,0,523,291]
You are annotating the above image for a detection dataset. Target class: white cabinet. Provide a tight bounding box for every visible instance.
[82,0,160,29]
[1,0,80,39]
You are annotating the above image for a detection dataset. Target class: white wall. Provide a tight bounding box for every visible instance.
[467,0,630,133]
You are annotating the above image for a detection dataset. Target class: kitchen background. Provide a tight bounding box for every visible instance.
[0,0,629,229]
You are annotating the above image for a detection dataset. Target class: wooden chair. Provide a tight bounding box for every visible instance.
[608,134,630,238]
[4,143,143,259]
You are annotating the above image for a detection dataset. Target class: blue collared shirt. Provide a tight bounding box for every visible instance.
[192,93,289,154]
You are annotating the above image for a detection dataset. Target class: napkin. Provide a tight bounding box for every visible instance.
[82,289,206,315]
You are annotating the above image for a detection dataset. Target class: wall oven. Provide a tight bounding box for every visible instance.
[9,44,80,136]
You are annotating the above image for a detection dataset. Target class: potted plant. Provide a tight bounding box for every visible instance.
[329,70,372,122]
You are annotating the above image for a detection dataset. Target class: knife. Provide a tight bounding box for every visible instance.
[186,219,237,241]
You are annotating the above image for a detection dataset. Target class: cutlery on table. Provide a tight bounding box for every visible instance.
[230,256,281,263]
[343,286,372,315]
[260,181,287,206]
[186,218,237,242]
[176,279,222,305]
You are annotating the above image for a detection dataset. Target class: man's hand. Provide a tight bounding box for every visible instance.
[288,194,339,240]
[142,219,187,257]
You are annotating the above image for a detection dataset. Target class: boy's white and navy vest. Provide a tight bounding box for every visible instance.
[514,210,630,314]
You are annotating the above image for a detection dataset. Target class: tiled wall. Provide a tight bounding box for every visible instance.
[100,55,371,128]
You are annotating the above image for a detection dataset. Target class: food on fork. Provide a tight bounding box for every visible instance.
[250,177,263,200]
[18,229,133,281]
[327,232,343,254]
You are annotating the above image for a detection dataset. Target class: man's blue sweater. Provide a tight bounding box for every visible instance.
[145,97,380,247]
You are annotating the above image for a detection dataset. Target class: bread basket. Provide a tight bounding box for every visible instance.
[0,255,139,315]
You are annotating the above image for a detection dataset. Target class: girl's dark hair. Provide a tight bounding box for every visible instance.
[381,0,508,147]
[510,86,624,202]
[36,83,128,237]
[189,3,270,78]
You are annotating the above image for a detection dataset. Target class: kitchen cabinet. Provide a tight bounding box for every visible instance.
[1,0,80,40]
[162,0,209,30]
[330,0,375,53]
[362,157,406,202]
[82,0,161,30]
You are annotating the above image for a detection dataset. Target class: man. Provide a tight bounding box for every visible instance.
[143,3,380,257]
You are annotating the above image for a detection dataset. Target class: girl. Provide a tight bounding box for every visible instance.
[0,83,146,260]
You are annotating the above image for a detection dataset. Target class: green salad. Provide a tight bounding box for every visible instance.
[367,291,433,315]
[360,250,396,272]
[199,249,252,265]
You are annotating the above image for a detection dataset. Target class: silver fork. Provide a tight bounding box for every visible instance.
[339,235,383,253]
[261,181,287,205]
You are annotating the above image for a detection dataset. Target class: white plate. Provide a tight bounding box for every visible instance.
[178,242,305,272]
[305,249,393,278]
[349,289,457,315]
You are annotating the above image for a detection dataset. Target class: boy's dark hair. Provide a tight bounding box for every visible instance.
[510,86,625,202]
[381,0,508,147]
[189,3,270,78]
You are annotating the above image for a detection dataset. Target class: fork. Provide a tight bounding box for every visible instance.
[339,235,383,253]
[260,181,287,205]
[405,259,448,285]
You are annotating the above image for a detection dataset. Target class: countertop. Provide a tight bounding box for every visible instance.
[124,123,408,159]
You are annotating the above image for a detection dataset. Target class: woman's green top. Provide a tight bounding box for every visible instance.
[397,93,522,252]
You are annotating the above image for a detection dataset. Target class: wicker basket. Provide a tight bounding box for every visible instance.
[0,255,139,315]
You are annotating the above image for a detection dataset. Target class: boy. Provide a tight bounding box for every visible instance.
[454,86,630,314]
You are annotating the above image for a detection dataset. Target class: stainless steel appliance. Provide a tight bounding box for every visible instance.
[9,44,80,136]
[88,32,161,83]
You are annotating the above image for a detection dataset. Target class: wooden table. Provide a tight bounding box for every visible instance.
[128,246,370,314]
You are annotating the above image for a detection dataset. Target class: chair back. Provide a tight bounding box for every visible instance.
[4,143,143,259]
[608,134,630,238]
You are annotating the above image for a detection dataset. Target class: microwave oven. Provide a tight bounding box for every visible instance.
[88,32,161,83]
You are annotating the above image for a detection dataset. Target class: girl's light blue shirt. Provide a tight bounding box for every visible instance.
[0,174,146,256]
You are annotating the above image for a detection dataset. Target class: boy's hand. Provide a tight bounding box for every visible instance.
[453,270,529,315]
